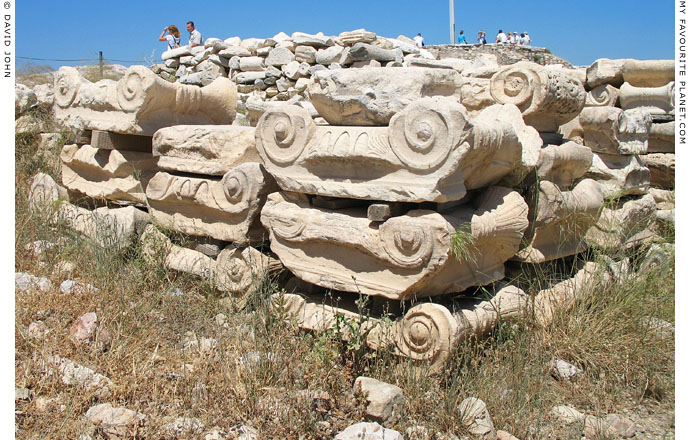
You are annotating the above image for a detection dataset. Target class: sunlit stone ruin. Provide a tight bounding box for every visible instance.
[20,29,675,368]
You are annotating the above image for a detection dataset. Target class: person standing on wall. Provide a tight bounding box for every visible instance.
[413,33,424,47]
[159,25,181,50]
[187,21,203,47]
[457,30,467,44]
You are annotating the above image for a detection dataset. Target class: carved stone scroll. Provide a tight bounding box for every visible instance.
[60,144,159,205]
[306,67,462,126]
[152,125,260,176]
[621,60,675,87]
[619,82,674,115]
[260,186,528,300]
[535,141,593,188]
[585,152,650,198]
[145,163,277,243]
[54,66,237,135]
[512,179,603,263]
[255,98,535,203]
[585,194,656,252]
[584,84,619,107]
[29,173,68,212]
[489,62,586,132]
[579,107,652,155]
[647,122,675,153]
[141,225,278,294]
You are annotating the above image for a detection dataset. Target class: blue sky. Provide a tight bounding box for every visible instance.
[17,0,674,70]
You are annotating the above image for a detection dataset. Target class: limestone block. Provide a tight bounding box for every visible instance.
[307,67,462,126]
[315,45,346,65]
[279,39,297,52]
[33,83,54,108]
[161,46,192,60]
[580,107,651,155]
[640,153,675,188]
[558,116,584,143]
[586,58,627,88]
[386,38,420,55]
[191,47,212,65]
[620,82,674,114]
[54,66,237,135]
[457,397,497,438]
[584,84,619,107]
[239,38,265,54]
[339,29,378,46]
[141,225,276,294]
[145,163,276,243]
[60,144,158,205]
[350,43,403,63]
[261,186,528,300]
[179,55,194,66]
[164,58,180,69]
[223,36,241,46]
[649,188,675,210]
[536,141,593,187]
[152,125,259,175]
[351,60,381,68]
[29,173,68,212]
[489,62,586,132]
[407,57,471,71]
[256,46,271,57]
[276,77,295,93]
[15,83,36,115]
[585,194,656,252]
[272,32,291,43]
[179,70,218,87]
[218,46,252,58]
[256,99,534,202]
[204,38,221,48]
[239,56,265,72]
[295,77,309,92]
[586,152,650,198]
[208,54,229,69]
[354,377,404,427]
[647,122,675,153]
[234,71,266,84]
[294,45,317,63]
[282,61,302,80]
[622,59,675,87]
[533,262,604,326]
[513,179,603,263]
[334,422,403,440]
[55,203,149,250]
[291,31,335,48]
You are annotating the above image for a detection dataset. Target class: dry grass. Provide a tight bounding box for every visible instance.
[14,111,674,439]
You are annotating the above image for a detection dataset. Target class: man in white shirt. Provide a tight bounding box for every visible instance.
[186,21,202,47]
[496,29,507,43]
[523,32,531,45]
[413,33,424,48]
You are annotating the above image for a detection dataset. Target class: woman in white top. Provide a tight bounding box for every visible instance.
[159,25,181,50]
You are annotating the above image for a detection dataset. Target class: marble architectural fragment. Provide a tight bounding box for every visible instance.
[60,144,158,205]
[29,173,69,212]
[640,153,675,188]
[585,194,656,252]
[255,98,538,203]
[579,107,652,155]
[152,125,259,175]
[145,163,277,243]
[619,82,674,115]
[586,152,650,198]
[535,141,593,188]
[621,59,675,87]
[349,43,403,63]
[586,58,627,88]
[261,186,528,300]
[513,179,603,263]
[647,122,675,153]
[584,84,619,107]
[54,66,237,135]
[90,130,152,152]
[307,67,462,126]
[338,29,378,45]
[489,62,586,132]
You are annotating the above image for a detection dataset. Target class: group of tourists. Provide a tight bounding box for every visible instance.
[493,29,531,45]
[159,21,203,50]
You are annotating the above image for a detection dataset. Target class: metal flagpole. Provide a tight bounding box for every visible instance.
[449,0,455,44]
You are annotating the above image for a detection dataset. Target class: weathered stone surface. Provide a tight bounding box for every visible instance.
[15,83,37,115]
[649,188,675,210]
[454,283,529,339]
[585,84,619,107]
[255,99,533,202]
[146,163,276,243]
[513,179,603,263]
[551,359,583,381]
[281,61,302,80]
[535,141,593,187]
[586,58,627,88]
[350,43,402,63]
[48,355,113,396]
[585,194,656,252]
[54,66,237,135]
[647,122,675,153]
[339,29,378,46]
[585,152,650,198]
[29,173,69,212]
[85,403,146,440]
[291,32,335,48]
[354,377,404,427]
[622,59,675,87]
[34,83,55,108]
[55,203,150,250]
[239,56,264,72]
[619,82,674,114]
[552,405,585,424]
[334,422,403,440]
[15,272,53,293]
[315,45,346,65]
[489,62,586,132]
[579,107,651,155]
[407,57,469,70]
[90,130,152,152]
[261,186,527,300]
[294,45,317,63]
[533,262,604,326]
[60,144,158,205]
[142,225,278,294]
[152,125,259,175]
[234,71,266,84]
[161,46,192,60]
[218,46,252,58]
[457,397,497,438]
[307,67,462,126]
[640,153,675,188]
